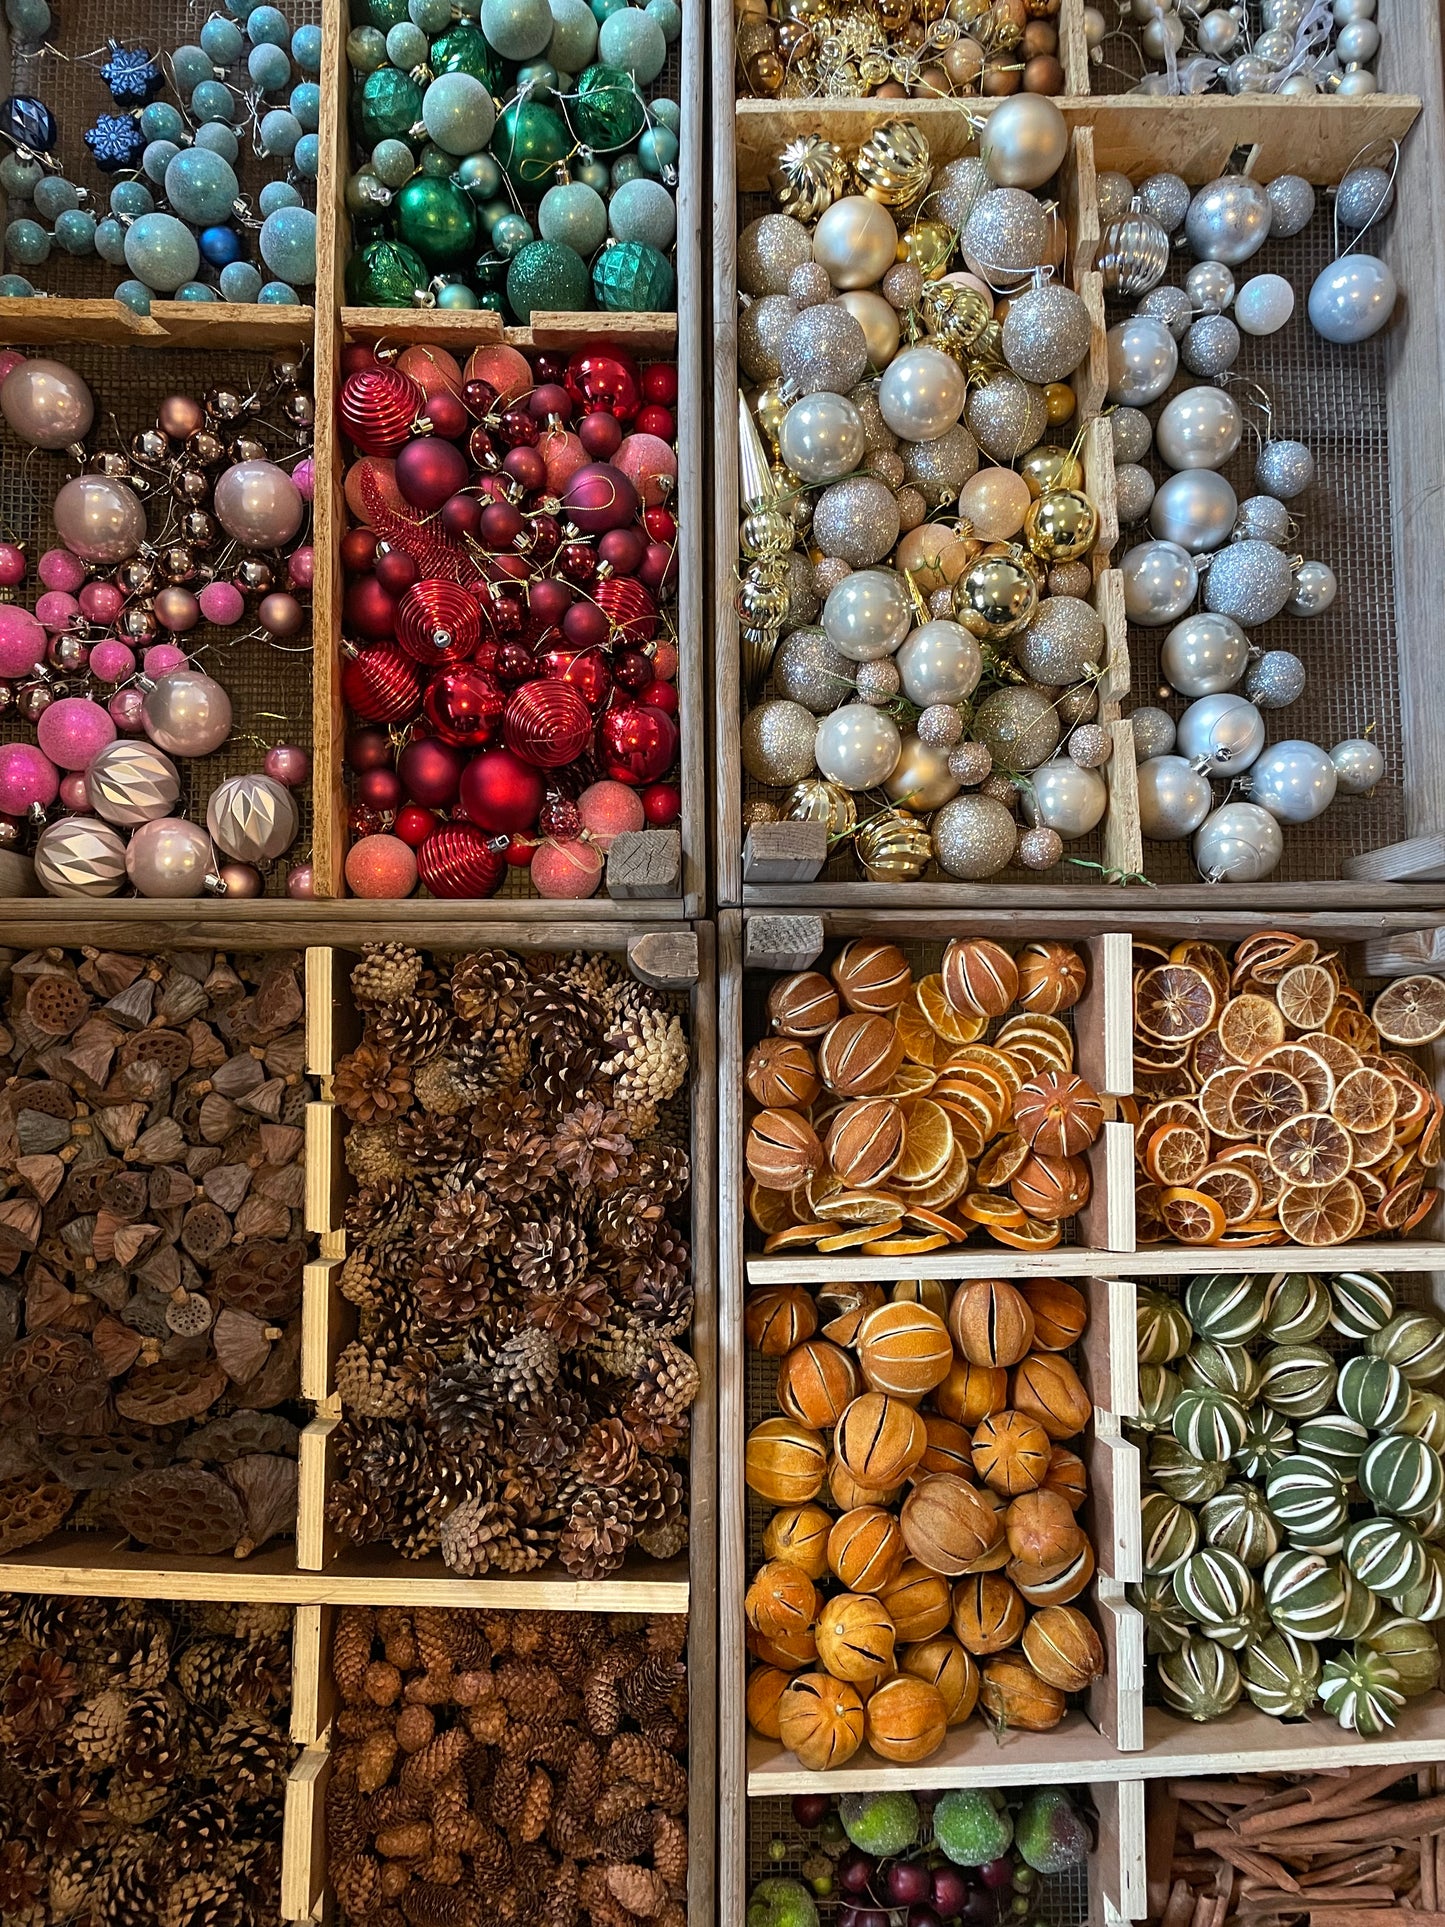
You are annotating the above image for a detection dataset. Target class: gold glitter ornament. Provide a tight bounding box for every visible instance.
[855,118,935,207]
[786,778,859,835]
[857,806,934,879]
[1020,446,1083,497]
[951,549,1039,639]
[900,220,955,278]
[1023,488,1098,564]
[743,798,783,828]
[919,280,991,355]
[769,134,849,221]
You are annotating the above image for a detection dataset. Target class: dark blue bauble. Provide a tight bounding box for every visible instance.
[0,96,57,153]
[199,223,244,266]
[84,112,144,173]
[100,42,163,106]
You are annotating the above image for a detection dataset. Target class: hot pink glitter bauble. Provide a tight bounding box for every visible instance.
[199,580,245,626]
[144,644,189,677]
[0,604,46,678]
[37,548,85,593]
[35,591,79,634]
[88,641,135,684]
[78,581,124,625]
[344,832,417,898]
[37,696,116,771]
[576,779,644,851]
[0,545,25,588]
[531,835,603,899]
[0,742,58,813]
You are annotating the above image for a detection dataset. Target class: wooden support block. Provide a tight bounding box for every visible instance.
[1078,932,1134,1096]
[282,1743,331,1923]
[1090,1581,1145,1751]
[302,1256,347,1406]
[1344,834,1445,882]
[298,1415,339,1574]
[1097,1779,1149,1922]
[1081,1274,1139,1419]
[1082,1121,1136,1253]
[744,914,824,973]
[626,928,700,989]
[1088,1418,1143,1583]
[742,819,827,884]
[1364,928,1445,975]
[606,827,682,899]
[304,1102,345,1237]
[290,1605,335,1746]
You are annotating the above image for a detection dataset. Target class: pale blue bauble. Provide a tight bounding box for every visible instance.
[291,22,323,69]
[386,22,429,65]
[94,217,128,265]
[259,280,300,303]
[172,43,214,90]
[142,141,181,185]
[291,81,321,129]
[651,95,680,131]
[598,5,667,80]
[165,147,239,225]
[0,274,35,296]
[410,0,451,27]
[606,175,674,248]
[260,109,303,156]
[260,179,302,214]
[294,134,320,178]
[4,218,47,265]
[248,40,291,89]
[114,279,152,314]
[0,153,42,197]
[195,123,241,161]
[421,72,496,153]
[5,0,49,43]
[175,282,219,301]
[125,212,200,291]
[547,0,598,68]
[53,210,95,255]
[220,260,264,300]
[32,176,78,219]
[491,212,534,256]
[480,0,553,57]
[260,205,316,285]
[538,180,608,253]
[141,101,185,142]
[639,126,678,176]
[191,79,236,122]
[436,280,479,307]
[646,0,681,39]
[373,139,416,188]
[246,5,289,45]
[201,15,244,60]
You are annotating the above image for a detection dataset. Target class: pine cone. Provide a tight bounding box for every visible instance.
[550,953,614,1003]
[335,1044,412,1125]
[627,1457,685,1536]
[570,1420,638,1490]
[604,1734,687,1815]
[518,1768,551,1844]
[175,1637,237,1710]
[118,1684,182,1785]
[396,1110,472,1173]
[625,1340,699,1422]
[414,1259,491,1331]
[557,1489,633,1581]
[371,996,450,1068]
[69,1687,129,1769]
[413,1056,470,1117]
[528,1275,613,1350]
[489,1757,529,1833]
[511,1214,588,1299]
[592,1188,670,1256]
[166,1793,233,1873]
[450,1023,530,1100]
[337,1339,417,1420]
[511,1394,587,1472]
[426,1177,504,1262]
[346,1121,411,1187]
[450,951,526,1029]
[440,1489,557,1577]
[333,1609,374,1707]
[206,1709,290,1802]
[600,1003,687,1111]
[477,1121,557,1204]
[607,1863,667,1919]
[538,1856,579,1927]
[552,1104,632,1191]
[338,1250,388,1313]
[653,1814,687,1891]
[352,944,423,1011]
[48,1843,105,1918]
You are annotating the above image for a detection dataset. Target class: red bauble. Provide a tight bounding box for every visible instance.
[561,462,639,536]
[374,548,420,595]
[462,377,497,415]
[349,803,384,836]
[357,766,404,811]
[557,542,597,586]
[460,746,546,832]
[395,436,469,512]
[503,679,594,769]
[641,362,678,407]
[600,702,677,786]
[480,501,524,551]
[635,404,675,440]
[639,677,678,715]
[538,795,582,839]
[396,579,481,663]
[338,367,423,455]
[398,736,463,808]
[493,642,537,685]
[341,345,380,377]
[503,446,546,492]
[347,726,393,771]
[599,527,647,575]
[562,601,608,651]
[577,412,623,460]
[344,575,397,640]
[394,803,439,846]
[642,780,681,826]
[530,579,573,627]
[341,528,379,572]
[643,505,677,543]
[422,663,506,747]
[613,647,654,693]
[523,512,561,563]
[534,352,567,384]
[441,493,482,541]
[595,574,657,646]
[505,832,537,866]
[530,382,570,420]
[469,424,498,469]
[540,646,611,708]
[417,824,506,898]
[565,347,642,421]
[482,586,528,640]
[640,540,678,594]
[346,831,418,898]
[342,646,420,723]
[422,390,468,440]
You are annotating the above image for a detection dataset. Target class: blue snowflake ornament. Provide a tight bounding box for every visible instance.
[84,112,144,172]
[100,42,163,106]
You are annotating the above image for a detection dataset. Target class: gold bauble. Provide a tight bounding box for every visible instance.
[740,507,795,559]
[1043,381,1076,425]
[743,798,783,828]
[877,0,913,28]
[839,289,902,367]
[747,49,785,91]
[735,14,775,61]
[855,116,935,207]
[968,319,1006,374]
[755,383,788,452]
[900,220,954,279]
[919,279,990,352]
[769,134,849,221]
[1023,488,1098,564]
[857,807,934,879]
[951,551,1039,639]
[776,20,815,62]
[736,558,792,628]
[942,33,985,84]
[785,778,858,835]
[781,0,831,23]
[1019,444,1083,498]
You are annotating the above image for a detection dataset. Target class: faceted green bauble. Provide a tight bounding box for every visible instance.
[394,174,478,264]
[505,238,588,318]
[573,61,646,148]
[492,97,570,192]
[592,237,673,309]
[360,0,409,30]
[430,23,504,87]
[356,66,422,144]
[344,237,429,305]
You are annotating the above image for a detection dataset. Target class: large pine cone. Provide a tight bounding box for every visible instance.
[351,944,423,1011]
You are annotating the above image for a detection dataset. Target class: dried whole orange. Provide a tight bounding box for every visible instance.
[1372,975,1445,1046]
[1015,941,1087,1015]
[745,1286,817,1354]
[942,939,1019,1018]
[747,1109,826,1190]
[1012,1071,1105,1158]
[831,940,912,1013]
[1136,964,1219,1044]
[745,1036,821,1110]
[817,1012,905,1097]
[1010,1153,1090,1222]
[826,1098,904,1189]
[768,972,840,1038]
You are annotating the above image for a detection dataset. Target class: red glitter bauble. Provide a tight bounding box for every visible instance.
[600,702,677,786]
[561,462,639,536]
[416,824,506,899]
[595,574,658,647]
[642,780,681,826]
[395,437,469,513]
[460,746,546,833]
[338,367,423,456]
[503,679,594,770]
[395,579,481,664]
[422,663,506,747]
[565,347,642,421]
[540,646,611,708]
[346,832,418,898]
[397,736,463,808]
[342,645,420,723]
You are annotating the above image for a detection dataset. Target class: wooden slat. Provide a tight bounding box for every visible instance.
[748,1241,1445,1284]
[717,913,750,1927]
[304,1102,345,1236]
[1092,1583,1145,1752]
[282,1743,331,1923]
[297,1415,338,1574]
[1088,1419,1143,1583]
[290,1604,335,1746]
[1096,1778,1149,1922]
[1080,1273,1139,1419]
[302,1257,349,1407]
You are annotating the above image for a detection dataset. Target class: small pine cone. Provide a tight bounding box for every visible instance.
[48,1846,104,1919]
[346,1121,410,1187]
[428,1771,469,1852]
[333,1853,382,1921]
[401,1878,480,1927]
[399,1729,470,1798]
[417,1852,463,1887]
[570,1418,638,1489]
[371,995,450,1068]
[339,1251,387,1312]
[467,1700,507,1746]
[161,1870,235,1927]
[235,1603,291,1642]
[518,1768,551,1844]
[598,1811,660,1862]
[594,1783,648,1829]
[413,1055,469,1117]
[382,1864,411,1903]
[600,1003,688,1110]
[495,1662,561,1722]
[338,1706,395,1739]
[638,1518,688,1562]
[68,1687,129,1768]
[653,1813,687,1892]
[621,1653,686,1722]
[371,1785,428,1829]
[383,1621,418,1672]
[548,1805,594,1861]
[582,1657,627,1739]
[334,1043,412,1125]
[479,1613,514,1654]
[604,1735,687,1816]
[107,1776,171,1825]
[412,1609,458,1680]
[561,1737,602,1816]
[626,1340,699,1422]
[658,1905,686,1927]
[538,1857,580,1927]
[337,1339,415,1420]
[490,1758,529,1833]
[577,1866,635,1927]
[377,1822,433,1860]
[396,1704,436,1754]
[353,943,423,1011]
[367,1661,403,1706]
[606,1864,668,1921]
[557,1488,634,1582]
[326,1759,371,1862]
[357,1728,399,1793]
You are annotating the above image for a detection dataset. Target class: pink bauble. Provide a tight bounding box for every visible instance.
[576,779,645,851]
[398,344,463,397]
[158,395,203,439]
[109,687,146,732]
[458,745,545,833]
[37,548,85,593]
[53,475,147,563]
[0,350,25,384]
[37,696,117,771]
[59,772,90,811]
[89,640,136,684]
[0,742,58,813]
[143,644,189,676]
[217,860,263,897]
[293,455,315,501]
[142,670,232,757]
[463,344,531,404]
[289,545,315,589]
[213,460,304,549]
[1,357,94,450]
[286,861,315,898]
[264,743,311,787]
[155,587,201,632]
[0,603,47,678]
[541,428,589,496]
[78,581,125,625]
[613,432,677,508]
[35,591,80,634]
[345,831,417,898]
[531,835,603,899]
[0,544,25,588]
[198,580,246,626]
[259,592,304,637]
[653,640,679,681]
[124,815,214,898]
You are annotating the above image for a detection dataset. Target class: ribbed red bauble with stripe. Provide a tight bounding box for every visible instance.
[338,367,422,455]
[503,679,593,768]
[395,579,481,664]
[595,574,657,646]
[416,824,506,898]
[340,645,419,722]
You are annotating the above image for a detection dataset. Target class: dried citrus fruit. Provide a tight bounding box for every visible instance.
[1217,994,1287,1063]
[901,1204,967,1240]
[1217,1143,1285,1211]
[861,1232,949,1256]
[1325,1006,1379,1053]
[763,1222,832,1251]
[882,1061,939,1097]
[1136,965,1219,1044]
[895,993,946,1068]
[918,974,987,1045]
[1145,1121,1210,1188]
[1199,1068,1249,1139]
[977,1131,1031,1188]
[1265,1112,1354,1188]
[1303,1031,1362,1081]
[817,1218,905,1250]
[1230,1067,1308,1135]
[957,1192,1027,1228]
[989,1217,1063,1251]
[1160,1187,1227,1245]
[1372,975,1445,1046]
[749,1181,799,1235]
[1276,962,1338,1032]
[1349,1123,1397,1168]
[1170,940,1231,999]
[1278,1177,1365,1246]
[953,1045,1028,1094]
[894,1100,954,1185]
[1379,1174,1425,1232]
[813,1190,901,1224]
[1252,1043,1334,1112]
[1194,1161,1263,1226]
[1331,1066,1398,1135]
[1135,1181,1168,1244]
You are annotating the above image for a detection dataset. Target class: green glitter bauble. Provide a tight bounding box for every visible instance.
[395,174,478,264]
[360,0,409,30]
[506,238,588,319]
[345,236,429,305]
[429,22,504,88]
[491,97,570,192]
[572,62,645,149]
[592,238,673,310]
[356,67,422,144]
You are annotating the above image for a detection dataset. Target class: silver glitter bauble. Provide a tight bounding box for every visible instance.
[1115,463,1157,525]
[918,703,965,748]
[815,702,902,789]
[1182,314,1242,377]
[1097,207,1171,297]
[1247,738,1338,823]
[788,261,833,307]
[812,476,901,567]
[931,792,1019,877]
[1331,737,1385,793]
[949,740,993,784]
[974,684,1061,769]
[1157,384,1243,469]
[784,552,821,627]
[1287,559,1337,617]
[934,156,993,233]
[1150,469,1239,553]
[1111,406,1153,464]
[775,626,853,713]
[871,450,905,492]
[1140,284,1194,340]
[1018,824,1064,869]
[1001,283,1093,385]
[738,295,796,383]
[963,188,1050,287]
[902,424,979,507]
[1337,164,1394,230]
[1244,649,1307,708]
[1186,260,1236,313]
[965,372,1047,461]
[33,816,128,897]
[1177,693,1267,773]
[1267,174,1316,237]
[1234,494,1293,544]
[779,303,870,397]
[1132,706,1178,759]
[1254,438,1316,501]
[738,215,812,296]
[1204,539,1295,624]
[1186,176,1274,264]
[1058,682,1099,725]
[1106,314,1178,406]
[87,739,181,826]
[1015,595,1105,685]
[1068,723,1113,769]
[741,699,818,784]
[1097,170,1135,225]
[1022,757,1108,838]
[813,555,852,598]
[1122,539,1199,625]
[1138,754,1213,839]
[206,772,298,865]
[1161,610,1250,695]
[850,383,894,452]
[1139,171,1191,234]
[854,657,902,703]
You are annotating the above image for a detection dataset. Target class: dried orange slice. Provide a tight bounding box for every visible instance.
[749,1180,799,1235]
[951,1045,1028,1095]
[1277,962,1338,1032]
[1417,1097,1443,1168]
[861,1232,949,1256]
[1355,1169,1387,1210]
[1390,1080,1432,1145]
[1325,1006,1380,1053]
[1350,1123,1397,1168]
[989,1216,1063,1251]
[1136,964,1219,1045]
[1195,1161,1263,1226]
[1403,1186,1439,1232]
[957,1191,1027,1228]
[1234,932,1317,985]
[1379,1173,1426,1232]
[1135,1180,1168,1245]
[763,1222,831,1251]
[1253,1043,1334,1112]
[998,1011,1074,1054]
[1160,1187,1227,1245]
[818,1217,905,1251]
[1218,994,1287,1064]
[1146,1121,1210,1188]
[901,1204,968,1240]
[1303,1031,1362,1081]
[813,1190,901,1225]
[1332,1066,1399,1135]
[1266,1112,1354,1189]
[1170,940,1231,998]
[917,974,987,1044]
[1136,1064,1199,1101]
[1230,1067,1308,1135]
[1279,1177,1365,1246]
[881,1060,939,1098]
[1141,1098,1206,1135]
[933,1106,988,1166]
[977,1131,1031,1188]
[894,1099,954,1185]
[1216,1225,1286,1248]
[1199,1068,1249,1139]
[895,992,947,1068]
[995,1029,1072,1075]
[1217,1142,1285,1211]
[1133,942,1171,971]
[1372,975,1445,1046]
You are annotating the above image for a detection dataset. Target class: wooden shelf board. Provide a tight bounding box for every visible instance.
[0,299,312,350]
[0,901,689,943]
[338,308,676,352]
[310,1546,689,1609]
[746,1241,1445,1286]
[0,1535,323,1601]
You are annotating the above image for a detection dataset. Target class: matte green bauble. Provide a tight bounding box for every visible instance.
[492,97,570,191]
[538,178,607,254]
[356,66,422,144]
[592,237,673,310]
[345,236,429,304]
[506,238,588,318]
[395,174,478,264]
[430,22,504,87]
[573,61,645,149]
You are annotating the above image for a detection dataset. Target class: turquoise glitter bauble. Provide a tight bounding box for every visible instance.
[345,236,430,305]
[260,205,317,284]
[124,211,201,292]
[362,0,409,29]
[356,67,423,144]
[421,72,495,154]
[546,0,598,70]
[592,238,673,310]
[506,238,588,319]
[597,6,666,82]
[429,22,503,87]
[395,175,477,265]
[573,62,645,149]
[492,97,570,192]
[480,0,552,58]
[539,179,607,253]
[164,147,239,225]
[608,176,674,248]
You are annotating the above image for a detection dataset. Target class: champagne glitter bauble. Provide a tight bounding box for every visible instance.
[932,792,1018,878]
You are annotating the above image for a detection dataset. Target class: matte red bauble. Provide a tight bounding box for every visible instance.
[374,548,420,595]
[395,436,469,512]
[541,646,611,708]
[503,447,546,492]
[639,677,678,715]
[503,679,593,769]
[530,579,573,627]
[422,663,505,747]
[459,745,546,832]
[342,646,420,723]
[565,347,642,421]
[422,390,467,440]
[357,767,403,811]
[640,540,678,594]
[397,736,463,808]
[338,367,422,455]
[596,574,658,645]
[530,383,570,420]
[416,824,506,898]
[599,527,647,574]
[395,579,481,663]
[577,412,623,460]
[561,462,640,535]
[441,494,482,541]
[347,726,393,772]
[641,362,678,406]
[600,702,677,786]
[341,528,378,572]
[344,575,397,640]
[505,833,536,866]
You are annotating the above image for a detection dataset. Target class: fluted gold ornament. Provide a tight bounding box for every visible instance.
[786,778,858,835]
[855,117,935,207]
[754,382,788,453]
[769,133,849,221]
[918,280,990,355]
[951,549,1039,639]
[857,807,933,879]
[1023,487,1098,563]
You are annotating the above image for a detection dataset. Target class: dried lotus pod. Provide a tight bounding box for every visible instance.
[157,973,209,1024]
[209,1242,304,1319]
[227,1453,298,1556]
[0,1473,72,1551]
[234,1194,292,1241]
[112,1223,161,1269]
[26,974,90,1036]
[39,1433,171,1490]
[105,977,156,1029]
[93,1102,148,1151]
[0,1330,111,1435]
[101,1170,151,1220]
[109,1464,245,1554]
[132,1118,186,1164]
[214,1308,272,1385]
[166,1292,214,1338]
[203,1164,252,1214]
[178,1411,299,1462]
[15,1153,64,1202]
[182,1203,232,1263]
[212,1054,266,1099]
[115,1359,227,1425]
[149,1166,196,1210]
[200,1094,241,1144]
[185,1020,228,1071]
[15,1110,67,1157]
[231,1321,300,1410]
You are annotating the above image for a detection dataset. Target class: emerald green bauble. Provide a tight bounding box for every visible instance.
[356,67,422,144]
[506,238,588,318]
[359,0,409,30]
[592,237,673,310]
[395,174,478,264]
[492,98,570,192]
[345,237,429,305]
[430,23,504,88]
[573,62,645,149]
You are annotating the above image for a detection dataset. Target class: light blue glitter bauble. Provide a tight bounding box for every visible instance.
[421,72,496,153]
[646,0,680,38]
[547,0,598,69]
[0,154,42,197]
[141,101,185,142]
[638,126,678,177]
[385,21,428,65]
[290,81,321,129]
[594,0,630,20]
[0,274,35,296]
[4,219,48,265]
[142,141,180,184]
[191,79,236,122]
[435,279,478,306]
[411,0,451,23]
[111,180,154,216]
[607,175,674,248]
[480,0,553,57]
[248,40,291,88]
[610,154,644,188]
[247,6,290,45]
[94,217,128,265]
[373,139,415,188]
[172,43,213,91]
[294,135,320,178]
[346,25,387,68]
[5,0,49,46]
[202,16,245,60]
[291,22,322,69]
[124,211,201,291]
[165,148,239,225]
[226,0,260,17]
[538,179,607,252]
[492,211,534,256]
[220,260,264,300]
[260,205,316,284]
[651,94,680,131]
[53,210,95,255]
[175,282,219,301]
[32,175,78,219]
[114,278,152,314]
[598,6,666,80]
[259,280,300,302]
[260,109,303,156]
[194,123,241,161]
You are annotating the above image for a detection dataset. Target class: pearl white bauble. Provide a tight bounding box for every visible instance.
[822,568,912,661]
[878,346,968,443]
[812,196,899,289]
[1193,800,1284,881]
[980,95,1068,189]
[1330,738,1385,793]
[1160,610,1250,695]
[1156,384,1244,470]
[895,619,984,706]
[1138,754,1214,839]
[1020,758,1108,839]
[1247,739,1339,823]
[1177,693,1266,774]
[815,702,902,789]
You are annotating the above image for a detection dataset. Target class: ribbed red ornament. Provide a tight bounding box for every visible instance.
[341,645,420,723]
[595,574,658,647]
[395,579,482,663]
[502,679,594,769]
[338,367,425,455]
[416,824,507,898]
